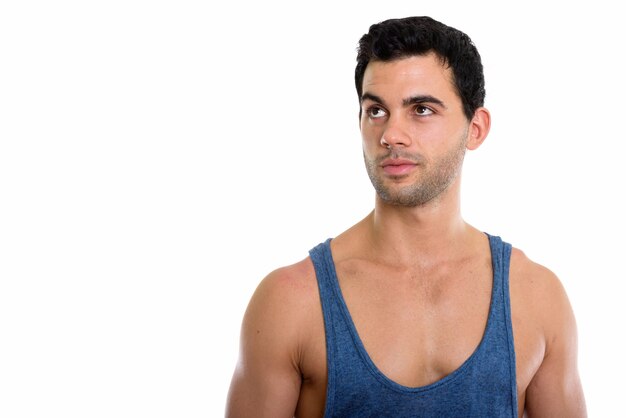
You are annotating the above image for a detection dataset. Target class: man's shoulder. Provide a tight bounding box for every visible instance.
[245,256,321,331]
[258,257,319,300]
[509,247,565,299]
[507,247,585,415]
[508,246,573,336]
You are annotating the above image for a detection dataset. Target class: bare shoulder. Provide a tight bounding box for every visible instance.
[509,247,573,331]
[251,257,319,314]
[244,257,321,345]
[508,247,586,417]
[509,247,561,290]
[226,257,322,418]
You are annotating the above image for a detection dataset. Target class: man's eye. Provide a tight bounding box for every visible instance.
[367,107,387,119]
[415,105,433,116]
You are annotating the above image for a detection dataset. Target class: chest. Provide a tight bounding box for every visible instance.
[337,259,493,386]
[297,259,542,417]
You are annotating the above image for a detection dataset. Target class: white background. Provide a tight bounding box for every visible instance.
[1,1,624,417]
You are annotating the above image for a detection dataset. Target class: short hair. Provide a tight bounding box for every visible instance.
[355,16,485,120]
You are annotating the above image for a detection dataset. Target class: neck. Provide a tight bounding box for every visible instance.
[366,178,472,266]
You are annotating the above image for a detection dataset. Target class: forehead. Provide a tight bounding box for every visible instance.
[362,53,457,101]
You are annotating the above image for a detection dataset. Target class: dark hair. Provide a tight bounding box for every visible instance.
[355,16,485,120]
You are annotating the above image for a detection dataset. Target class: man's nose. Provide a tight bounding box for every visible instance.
[380,116,412,149]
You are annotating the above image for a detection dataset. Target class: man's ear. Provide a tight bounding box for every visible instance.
[466,107,490,150]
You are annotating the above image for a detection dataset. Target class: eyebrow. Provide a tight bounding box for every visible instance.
[403,95,447,109]
[360,92,387,106]
[360,92,447,109]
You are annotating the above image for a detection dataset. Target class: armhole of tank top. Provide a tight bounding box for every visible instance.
[309,240,335,416]
[501,241,519,417]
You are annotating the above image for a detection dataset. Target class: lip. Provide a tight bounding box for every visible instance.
[381,158,417,176]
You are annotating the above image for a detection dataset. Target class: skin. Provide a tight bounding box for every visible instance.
[226,53,586,417]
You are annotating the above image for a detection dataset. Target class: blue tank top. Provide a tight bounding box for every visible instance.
[309,234,518,417]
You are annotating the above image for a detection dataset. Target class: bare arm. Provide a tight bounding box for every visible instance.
[226,269,304,418]
[524,269,586,417]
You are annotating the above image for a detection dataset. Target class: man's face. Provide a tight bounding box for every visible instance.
[360,53,471,207]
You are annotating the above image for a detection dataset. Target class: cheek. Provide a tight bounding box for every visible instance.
[414,123,465,150]
[359,115,372,134]
[410,123,440,143]
[360,123,381,147]
[361,133,375,156]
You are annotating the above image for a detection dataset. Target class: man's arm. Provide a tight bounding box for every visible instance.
[523,266,586,417]
[225,268,304,418]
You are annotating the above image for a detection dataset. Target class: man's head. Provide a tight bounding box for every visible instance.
[356,18,491,208]
[355,16,485,121]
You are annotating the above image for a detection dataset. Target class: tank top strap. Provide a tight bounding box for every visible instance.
[487,233,512,300]
[485,233,518,411]
[486,233,513,331]
[309,237,340,411]
[309,238,336,319]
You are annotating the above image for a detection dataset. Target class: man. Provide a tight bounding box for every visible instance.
[226,16,586,417]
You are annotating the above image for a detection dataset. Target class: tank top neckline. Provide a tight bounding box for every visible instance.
[320,233,502,394]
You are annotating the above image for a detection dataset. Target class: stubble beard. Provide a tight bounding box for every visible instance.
[364,135,467,207]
